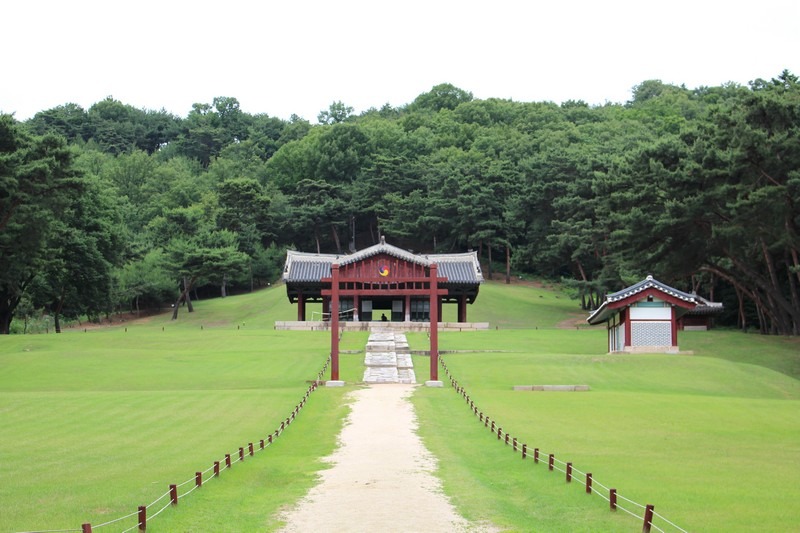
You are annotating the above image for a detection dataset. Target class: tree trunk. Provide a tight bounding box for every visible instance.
[221,273,228,298]
[172,276,197,320]
[505,244,511,284]
[0,308,12,334]
[54,287,66,334]
[331,223,342,254]
[487,243,493,281]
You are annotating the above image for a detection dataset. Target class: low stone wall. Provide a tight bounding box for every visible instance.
[274,321,489,332]
[513,385,590,391]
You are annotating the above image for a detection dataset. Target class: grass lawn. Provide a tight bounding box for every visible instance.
[2,281,799,532]
[411,321,800,532]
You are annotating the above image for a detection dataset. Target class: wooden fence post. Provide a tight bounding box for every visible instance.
[260,439,265,450]
[522,444,527,458]
[513,437,518,451]
[82,524,92,533]
[534,448,540,463]
[548,454,554,471]
[226,454,231,468]
[497,427,502,440]
[195,471,202,487]
[642,504,654,533]
[170,484,178,505]
[249,442,254,456]
[239,447,245,461]
[138,505,146,532]
[586,473,593,494]
[566,462,572,482]
[610,488,617,510]
[214,461,220,476]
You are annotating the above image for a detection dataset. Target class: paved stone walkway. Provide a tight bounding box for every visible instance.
[363,330,415,384]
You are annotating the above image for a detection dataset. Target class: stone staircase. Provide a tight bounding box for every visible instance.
[363,330,416,384]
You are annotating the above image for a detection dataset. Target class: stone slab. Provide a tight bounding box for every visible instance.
[514,385,590,391]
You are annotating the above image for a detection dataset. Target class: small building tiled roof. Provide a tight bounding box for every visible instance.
[587,275,719,325]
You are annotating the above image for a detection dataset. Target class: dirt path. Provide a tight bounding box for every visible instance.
[276,384,494,533]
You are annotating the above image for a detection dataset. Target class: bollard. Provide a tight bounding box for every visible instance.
[642,504,655,533]
[534,448,539,463]
[522,444,527,459]
[138,505,147,532]
[170,484,178,505]
[566,462,572,482]
[225,454,231,468]
[82,524,92,533]
[195,471,202,487]
[610,488,617,510]
[586,473,593,494]
[214,461,220,477]
[548,454,554,471]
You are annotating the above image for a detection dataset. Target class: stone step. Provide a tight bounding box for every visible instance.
[363,331,415,384]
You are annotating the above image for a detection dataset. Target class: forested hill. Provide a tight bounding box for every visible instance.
[1,73,799,335]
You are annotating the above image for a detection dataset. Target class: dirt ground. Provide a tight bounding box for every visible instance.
[276,384,497,533]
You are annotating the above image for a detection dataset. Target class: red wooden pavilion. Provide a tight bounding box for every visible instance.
[283,237,484,381]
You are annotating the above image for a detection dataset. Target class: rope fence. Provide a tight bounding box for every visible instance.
[17,357,331,533]
[439,356,689,533]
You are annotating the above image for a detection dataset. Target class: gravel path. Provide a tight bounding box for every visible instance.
[276,384,494,532]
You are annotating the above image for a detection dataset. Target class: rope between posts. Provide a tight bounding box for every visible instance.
[616,493,647,510]
[148,499,173,520]
[653,510,689,533]
[14,529,81,533]
[146,490,170,509]
[92,510,139,529]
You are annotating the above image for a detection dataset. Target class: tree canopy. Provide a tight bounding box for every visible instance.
[2,73,798,335]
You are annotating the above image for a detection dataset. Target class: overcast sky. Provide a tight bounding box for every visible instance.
[3,0,798,122]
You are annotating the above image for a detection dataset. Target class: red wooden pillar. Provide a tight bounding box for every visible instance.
[671,306,678,347]
[353,294,360,321]
[429,264,439,381]
[330,264,340,381]
[458,295,467,323]
[405,294,411,322]
[623,308,632,348]
[297,293,305,321]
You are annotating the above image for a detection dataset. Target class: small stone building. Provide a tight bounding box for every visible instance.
[587,275,722,353]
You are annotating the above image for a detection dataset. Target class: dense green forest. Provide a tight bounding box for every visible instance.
[1,72,799,335]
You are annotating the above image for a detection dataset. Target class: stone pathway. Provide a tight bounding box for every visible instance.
[276,384,493,532]
[363,330,416,384]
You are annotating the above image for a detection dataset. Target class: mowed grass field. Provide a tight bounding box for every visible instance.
[1,281,799,532]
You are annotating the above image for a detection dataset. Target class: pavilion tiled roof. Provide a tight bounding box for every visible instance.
[283,238,483,285]
[586,275,721,325]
